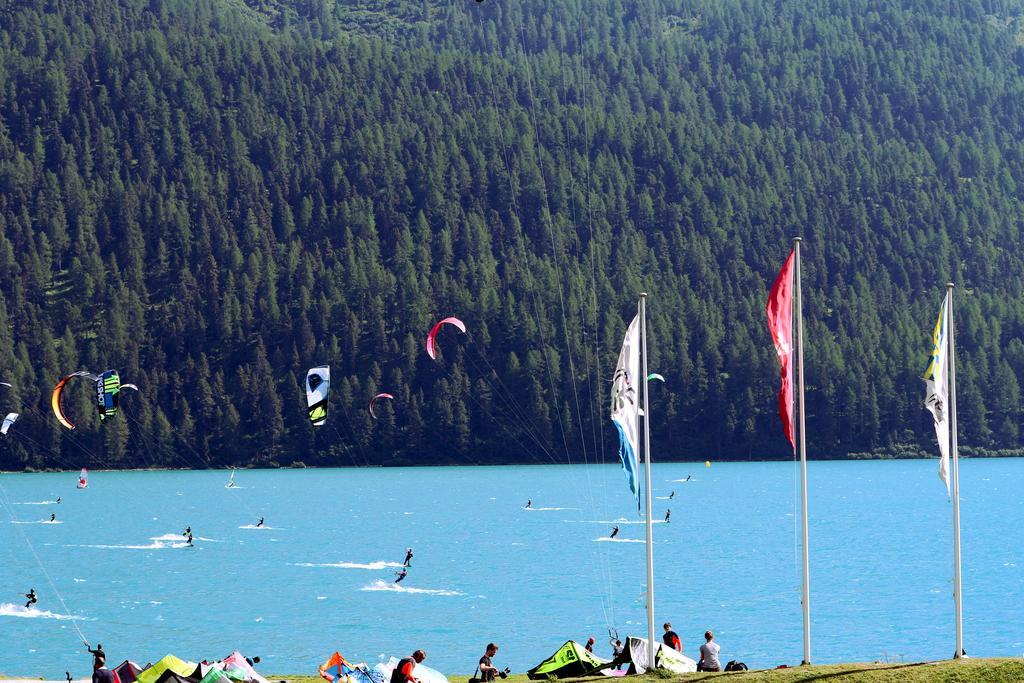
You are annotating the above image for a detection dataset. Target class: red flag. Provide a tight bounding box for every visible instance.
[766,250,796,450]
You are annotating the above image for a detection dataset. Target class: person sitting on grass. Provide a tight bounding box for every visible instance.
[697,630,721,672]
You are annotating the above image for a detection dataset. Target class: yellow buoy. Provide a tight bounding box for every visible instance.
[705,460,711,468]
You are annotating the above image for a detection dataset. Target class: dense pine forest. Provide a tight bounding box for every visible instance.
[2,0,1024,470]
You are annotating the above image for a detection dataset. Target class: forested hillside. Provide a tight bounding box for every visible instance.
[2,0,1024,470]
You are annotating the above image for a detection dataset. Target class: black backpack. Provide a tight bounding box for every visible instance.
[724,661,748,671]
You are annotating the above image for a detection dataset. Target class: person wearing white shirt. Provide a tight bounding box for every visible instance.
[698,630,721,672]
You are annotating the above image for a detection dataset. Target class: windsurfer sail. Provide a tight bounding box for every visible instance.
[77,468,88,489]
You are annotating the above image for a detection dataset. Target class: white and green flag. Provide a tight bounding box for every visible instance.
[924,293,950,497]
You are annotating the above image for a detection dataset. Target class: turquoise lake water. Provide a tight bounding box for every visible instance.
[0,460,1022,678]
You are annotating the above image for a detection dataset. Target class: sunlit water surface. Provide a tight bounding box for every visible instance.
[1,460,1021,677]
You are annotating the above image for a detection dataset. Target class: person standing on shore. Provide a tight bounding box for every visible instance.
[390,650,425,683]
[662,623,681,652]
[697,631,721,672]
[477,643,501,681]
[584,637,595,653]
[87,643,106,671]
[609,638,624,669]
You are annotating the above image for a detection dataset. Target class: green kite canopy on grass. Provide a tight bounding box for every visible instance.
[135,655,197,683]
[526,641,611,680]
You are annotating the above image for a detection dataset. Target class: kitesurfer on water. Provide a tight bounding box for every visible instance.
[256,517,264,528]
[56,497,61,504]
[665,509,671,523]
[525,499,532,509]
[394,568,408,583]
[669,491,675,500]
[50,513,56,522]
[404,548,413,566]
[182,525,191,537]
[24,588,37,608]
[186,532,194,547]
[610,526,619,539]
[390,650,425,683]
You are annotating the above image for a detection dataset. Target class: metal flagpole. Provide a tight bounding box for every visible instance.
[640,293,656,669]
[794,237,811,665]
[947,282,963,658]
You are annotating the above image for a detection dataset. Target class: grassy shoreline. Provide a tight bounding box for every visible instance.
[273,659,1024,682]
[6,659,1024,682]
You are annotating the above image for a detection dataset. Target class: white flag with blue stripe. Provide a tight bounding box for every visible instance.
[611,314,641,510]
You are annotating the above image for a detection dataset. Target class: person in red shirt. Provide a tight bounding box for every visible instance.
[390,650,425,683]
[662,623,682,651]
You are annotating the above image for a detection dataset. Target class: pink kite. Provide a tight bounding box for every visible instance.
[425,316,466,359]
[369,392,395,419]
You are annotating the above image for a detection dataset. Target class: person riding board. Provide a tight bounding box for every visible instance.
[389,650,425,683]
[50,513,56,522]
[609,526,619,539]
[664,509,671,523]
[186,532,194,547]
[668,491,675,500]
[525,499,532,509]
[394,568,408,583]
[404,548,413,567]
[24,588,37,608]
[256,517,264,528]
[182,525,191,537]
[56,497,61,504]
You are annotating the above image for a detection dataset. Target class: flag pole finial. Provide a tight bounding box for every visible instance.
[640,292,647,298]
[946,282,955,290]
[792,236,802,244]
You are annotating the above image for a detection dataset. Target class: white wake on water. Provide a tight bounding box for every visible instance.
[239,525,281,530]
[293,561,403,570]
[0,603,90,620]
[567,518,666,525]
[73,543,188,550]
[11,519,63,524]
[361,580,464,596]
[595,537,645,543]
[12,501,56,505]
[151,533,219,542]
[523,507,576,511]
